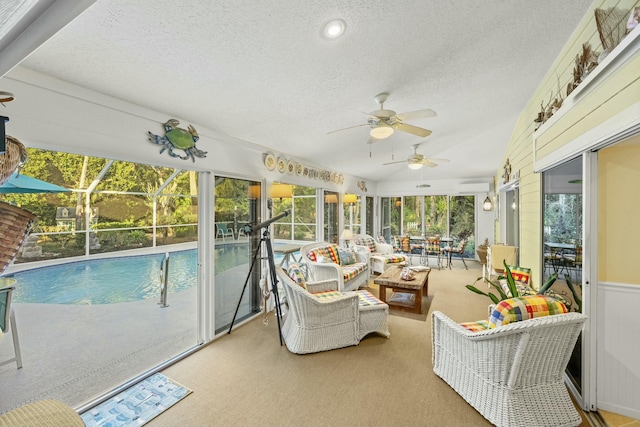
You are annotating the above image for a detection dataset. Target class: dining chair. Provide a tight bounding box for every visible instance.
[0,285,23,369]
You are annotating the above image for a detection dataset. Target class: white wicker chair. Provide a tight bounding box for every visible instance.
[276,267,389,354]
[299,241,369,292]
[432,310,587,427]
[352,234,408,274]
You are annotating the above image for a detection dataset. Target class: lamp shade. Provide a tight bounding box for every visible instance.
[370,124,394,139]
[324,193,338,203]
[248,184,261,198]
[407,162,423,170]
[340,228,353,240]
[270,183,292,199]
[343,193,357,204]
[483,196,493,211]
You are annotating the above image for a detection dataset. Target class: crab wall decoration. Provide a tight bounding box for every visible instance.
[147,119,207,162]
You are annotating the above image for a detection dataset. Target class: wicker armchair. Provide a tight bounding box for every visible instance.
[432,307,587,427]
[299,242,369,291]
[352,234,407,274]
[276,267,389,354]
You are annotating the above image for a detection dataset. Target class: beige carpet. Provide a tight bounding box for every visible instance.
[149,261,590,427]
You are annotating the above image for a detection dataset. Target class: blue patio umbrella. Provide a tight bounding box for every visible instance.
[0,172,71,194]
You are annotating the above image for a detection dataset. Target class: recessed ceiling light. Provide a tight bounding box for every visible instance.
[322,19,346,39]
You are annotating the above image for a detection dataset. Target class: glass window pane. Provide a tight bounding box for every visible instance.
[403,196,421,236]
[449,195,475,257]
[424,195,448,237]
[214,177,261,333]
[324,191,339,244]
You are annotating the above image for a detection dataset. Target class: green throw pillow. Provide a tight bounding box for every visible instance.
[338,248,357,265]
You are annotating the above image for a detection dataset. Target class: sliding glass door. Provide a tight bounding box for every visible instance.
[541,157,583,392]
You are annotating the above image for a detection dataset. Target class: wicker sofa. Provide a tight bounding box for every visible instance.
[300,242,369,292]
[352,234,407,274]
[432,295,587,427]
[276,266,389,354]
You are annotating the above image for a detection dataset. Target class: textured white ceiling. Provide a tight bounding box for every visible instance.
[6,0,593,185]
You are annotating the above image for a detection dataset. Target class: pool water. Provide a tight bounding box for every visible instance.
[10,250,198,305]
[8,243,290,305]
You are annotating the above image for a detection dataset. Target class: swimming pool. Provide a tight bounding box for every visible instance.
[8,243,290,305]
[10,250,198,305]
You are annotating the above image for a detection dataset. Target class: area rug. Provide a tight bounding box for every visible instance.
[80,373,192,427]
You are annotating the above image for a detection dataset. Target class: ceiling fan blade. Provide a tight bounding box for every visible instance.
[425,157,450,163]
[327,123,368,135]
[392,122,432,137]
[382,160,406,166]
[417,159,438,167]
[395,108,437,121]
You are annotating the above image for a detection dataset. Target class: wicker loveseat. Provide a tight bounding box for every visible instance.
[276,266,389,354]
[352,234,408,274]
[432,295,587,427]
[300,242,369,292]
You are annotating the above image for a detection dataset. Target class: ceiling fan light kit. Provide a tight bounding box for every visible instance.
[370,124,394,139]
[407,162,423,170]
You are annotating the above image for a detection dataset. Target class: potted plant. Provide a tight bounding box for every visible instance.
[466,260,558,304]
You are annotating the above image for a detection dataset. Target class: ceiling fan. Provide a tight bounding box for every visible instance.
[383,144,450,170]
[328,93,436,140]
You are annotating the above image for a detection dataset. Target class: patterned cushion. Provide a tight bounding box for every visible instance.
[307,244,340,264]
[342,263,367,282]
[376,235,387,245]
[287,263,307,290]
[488,295,568,329]
[460,320,489,332]
[376,254,405,264]
[338,248,357,265]
[353,235,376,253]
[507,265,531,285]
[313,290,385,307]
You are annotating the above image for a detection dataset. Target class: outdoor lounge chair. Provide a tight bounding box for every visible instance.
[0,285,23,369]
[215,223,235,241]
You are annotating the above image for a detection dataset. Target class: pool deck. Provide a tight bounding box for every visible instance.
[0,284,198,414]
[0,239,296,414]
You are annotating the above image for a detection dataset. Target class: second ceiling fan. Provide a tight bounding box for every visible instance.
[328,93,436,139]
[383,144,450,170]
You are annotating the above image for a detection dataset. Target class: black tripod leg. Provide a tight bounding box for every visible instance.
[264,231,284,346]
[228,239,262,334]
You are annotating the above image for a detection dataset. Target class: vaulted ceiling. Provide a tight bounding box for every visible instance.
[1,0,593,185]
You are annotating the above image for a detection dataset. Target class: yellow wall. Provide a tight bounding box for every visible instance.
[497,0,640,284]
[598,137,640,284]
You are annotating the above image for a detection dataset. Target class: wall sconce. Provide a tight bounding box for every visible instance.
[343,193,357,204]
[482,195,493,211]
[324,193,338,204]
[270,183,292,200]
[340,228,353,248]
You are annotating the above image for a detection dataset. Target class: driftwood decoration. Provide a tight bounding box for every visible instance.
[595,7,630,53]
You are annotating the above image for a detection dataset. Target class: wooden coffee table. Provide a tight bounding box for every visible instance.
[373,266,431,314]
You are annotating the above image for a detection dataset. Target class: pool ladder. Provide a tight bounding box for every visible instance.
[159,252,169,307]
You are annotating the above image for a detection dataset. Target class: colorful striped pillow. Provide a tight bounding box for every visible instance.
[306,244,340,264]
[507,265,532,285]
[354,236,376,253]
[287,263,307,290]
[488,295,568,328]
